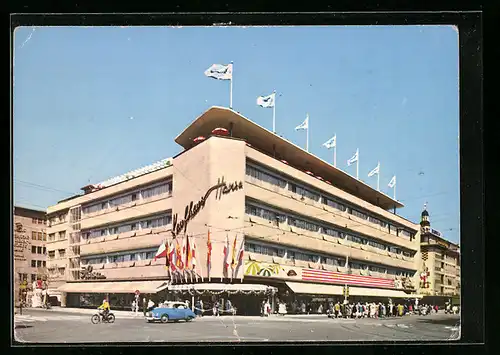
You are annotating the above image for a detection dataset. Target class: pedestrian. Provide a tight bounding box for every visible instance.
[265,300,271,316]
[334,302,340,318]
[143,297,147,316]
[199,299,204,317]
[147,299,155,312]
[434,305,439,313]
[278,301,287,316]
[317,304,323,314]
[131,300,136,313]
[408,303,413,315]
[381,303,386,318]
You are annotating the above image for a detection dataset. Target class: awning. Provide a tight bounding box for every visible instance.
[57,280,169,294]
[348,286,414,298]
[285,281,344,296]
[168,283,277,293]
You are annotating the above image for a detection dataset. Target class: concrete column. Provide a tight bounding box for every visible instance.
[191,295,195,312]
[60,292,67,307]
[271,294,275,314]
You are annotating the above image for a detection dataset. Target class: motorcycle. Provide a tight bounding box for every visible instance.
[91,309,115,324]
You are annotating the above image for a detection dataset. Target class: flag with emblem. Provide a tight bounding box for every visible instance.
[207,230,212,281]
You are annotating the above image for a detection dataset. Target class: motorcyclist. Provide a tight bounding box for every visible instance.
[98,299,110,320]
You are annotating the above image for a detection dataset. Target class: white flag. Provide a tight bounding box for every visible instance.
[322,135,336,149]
[368,163,380,177]
[204,63,233,80]
[388,175,396,188]
[347,149,359,166]
[295,114,309,130]
[257,93,275,108]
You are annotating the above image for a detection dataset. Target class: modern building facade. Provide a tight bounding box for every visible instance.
[13,206,47,304]
[46,107,431,313]
[418,206,460,299]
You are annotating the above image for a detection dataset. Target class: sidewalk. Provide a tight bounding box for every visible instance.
[26,307,145,319]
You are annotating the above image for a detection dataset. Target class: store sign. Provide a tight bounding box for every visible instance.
[14,222,31,262]
[172,176,243,237]
[431,229,442,237]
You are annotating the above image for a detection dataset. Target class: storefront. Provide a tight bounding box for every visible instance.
[167,283,277,316]
[58,280,169,310]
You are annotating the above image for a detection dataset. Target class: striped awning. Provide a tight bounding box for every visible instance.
[57,280,169,294]
[168,283,277,293]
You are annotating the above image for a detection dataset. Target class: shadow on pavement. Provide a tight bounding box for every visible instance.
[416,317,460,326]
[15,325,33,329]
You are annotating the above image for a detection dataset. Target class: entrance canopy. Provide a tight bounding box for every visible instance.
[286,281,343,296]
[57,280,169,294]
[168,283,277,294]
[348,286,414,298]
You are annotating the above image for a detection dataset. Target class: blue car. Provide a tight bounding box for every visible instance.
[145,302,196,323]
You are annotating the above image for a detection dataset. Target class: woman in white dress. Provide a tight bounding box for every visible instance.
[278,302,287,316]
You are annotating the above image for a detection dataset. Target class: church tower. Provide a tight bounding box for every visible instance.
[420,202,431,234]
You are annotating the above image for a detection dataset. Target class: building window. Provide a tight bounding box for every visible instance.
[37,232,42,240]
[36,260,42,267]
[42,261,46,267]
[288,183,320,202]
[49,233,55,241]
[37,246,42,254]
[32,246,37,254]
[31,274,37,283]
[42,233,47,241]
[31,260,36,268]
[58,249,66,258]
[48,251,55,259]
[288,217,320,232]
[246,165,287,188]
[59,231,66,240]
[323,198,346,212]
[32,231,37,240]
[42,247,46,254]
[141,183,170,200]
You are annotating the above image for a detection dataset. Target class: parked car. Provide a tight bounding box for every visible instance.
[145,302,195,323]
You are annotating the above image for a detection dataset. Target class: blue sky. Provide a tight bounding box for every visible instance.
[13,25,460,243]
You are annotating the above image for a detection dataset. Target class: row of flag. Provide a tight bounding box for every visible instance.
[205,63,397,200]
[154,231,245,282]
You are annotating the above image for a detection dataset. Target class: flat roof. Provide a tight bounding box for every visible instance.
[175,106,403,210]
[14,205,47,217]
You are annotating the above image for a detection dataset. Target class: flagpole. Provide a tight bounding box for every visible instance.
[334,140,337,167]
[377,162,380,191]
[356,149,359,179]
[394,181,397,200]
[306,115,309,152]
[272,90,276,133]
[229,61,233,109]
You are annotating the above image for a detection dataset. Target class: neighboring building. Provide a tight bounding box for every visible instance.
[418,205,461,300]
[13,206,47,304]
[47,106,425,313]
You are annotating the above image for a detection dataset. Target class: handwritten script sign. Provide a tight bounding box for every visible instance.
[14,223,30,261]
[172,176,243,237]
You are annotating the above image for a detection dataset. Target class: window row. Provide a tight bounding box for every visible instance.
[47,249,65,259]
[81,248,157,265]
[31,260,46,268]
[246,163,414,238]
[32,231,47,241]
[31,218,46,225]
[82,181,172,215]
[48,213,67,227]
[82,214,172,239]
[245,240,414,277]
[246,165,287,188]
[48,231,66,241]
[245,203,414,257]
[31,246,46,254]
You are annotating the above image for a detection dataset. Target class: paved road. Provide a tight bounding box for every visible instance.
[14,309,460,343]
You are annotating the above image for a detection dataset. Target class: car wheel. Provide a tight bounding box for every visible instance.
[186,317,193,322]
[160,314,169,323]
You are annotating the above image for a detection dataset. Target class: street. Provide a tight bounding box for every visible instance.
[13,309,460,343]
